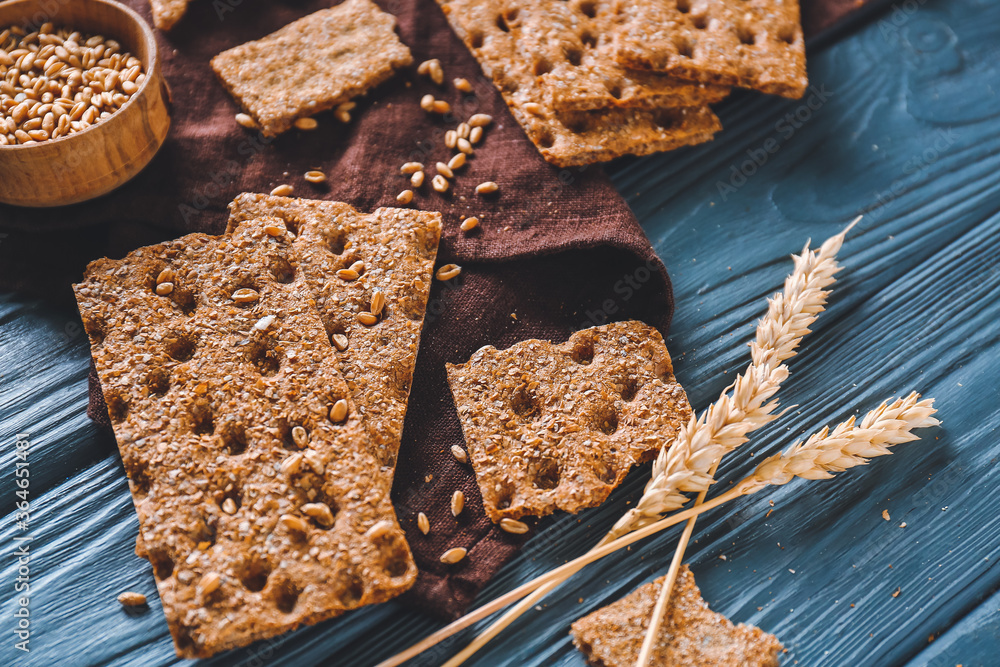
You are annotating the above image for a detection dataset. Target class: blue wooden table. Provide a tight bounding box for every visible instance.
[2,0,999,664]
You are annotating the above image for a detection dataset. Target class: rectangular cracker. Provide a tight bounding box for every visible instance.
[150,0,192,31]
[436,0,722,166]
[613,0,808,99]
[446,321,692,522]
[440,0,729,111]
[74,217,417,658]
[211,0,412,137]
[571,566,784,667]
[227,193,442,469]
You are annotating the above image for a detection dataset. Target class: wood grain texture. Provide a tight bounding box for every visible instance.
[1,0,999,664]
[0,0,170,207]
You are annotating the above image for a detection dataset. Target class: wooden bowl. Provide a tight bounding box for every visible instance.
[0,0,170,207]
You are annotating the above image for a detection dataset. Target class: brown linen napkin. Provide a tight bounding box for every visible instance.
[2,0,881,619]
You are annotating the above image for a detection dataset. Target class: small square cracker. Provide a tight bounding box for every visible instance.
[613,0,808,99]
[227,193,442,470]
[436,0,722,166]
[446,321,692,521]
[571,566,784,667]
[211,0,412,137]
[74,217,416,658]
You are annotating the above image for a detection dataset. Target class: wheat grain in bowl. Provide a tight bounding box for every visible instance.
[0,22,146,145]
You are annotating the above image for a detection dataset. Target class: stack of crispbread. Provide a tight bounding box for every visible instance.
[74,197,441,658]
[436,0,807,166]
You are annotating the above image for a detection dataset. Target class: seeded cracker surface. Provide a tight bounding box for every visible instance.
[210,0,412,137]
[571,566,783,667]
[443,0,730,111]
[436,0,722,166]
[446,321,692,521]
[74,218,416,658]
[613,0,808,99]
[150,0,192,31]
[227,194,442,469]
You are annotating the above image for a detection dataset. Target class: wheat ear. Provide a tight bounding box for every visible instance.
[633,217,860,666]
[376,393,938,667]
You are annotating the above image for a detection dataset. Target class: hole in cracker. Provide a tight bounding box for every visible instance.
[271,577,302,614]
[148,548,174,580]
[561,113,591,134]
[381,535,412,578]
[190,397,214,436]
[172,285,197,314]
[592,404,619,435]
[269,255,295,284]
[564,45,583,66]
[496,13,510,32]
[653,108,682,130]
[605,82,623,99]
[145,367,170,396]
[496,484,515,510]
[676,0,690,12]
[470,29,484,49]
[536,128,555,148]
[675,36,693,58]
[325,229,347,255]
[218,419,248,455]
[691,13,708,30]
[618,375,642,402]
[577,0,597,18]
[165,330,197,362]
[192,514,218,547]
[581,30,598,48]
[276,417,304,450]
[528,457,560,490]
[238,555,272,592]
[778,24,797,44]
[504,7,520,24]
[510,382,541,419]
[244,334,280,376]
[105,388,129,423]
[570,336,595,364]
[737,24,756,45]
[173,628,196,655]
[339,573,365,606]
[655,359,674,384]
[596,454,618,485]
[533,57,552,76]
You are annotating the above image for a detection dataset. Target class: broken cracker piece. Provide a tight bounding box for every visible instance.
[613,0,808,99]
[150,0,192,32]
[571,566,783,667]
[446,321,692,521]
[211,0,412,137]
[74,217,416,658]
[226,194,442,470]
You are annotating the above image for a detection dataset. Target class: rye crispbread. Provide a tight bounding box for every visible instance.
[227,193,442,469]
[571,566,784,667]
[150,0,192,31]
[435,0,722,166]
[613,0,808,99]
[210,0,412,137]
[441,0,729,111]
[74,217,416,658]
[446,321,692,521]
